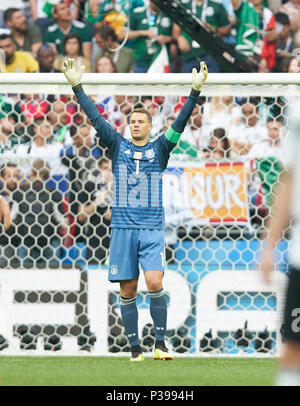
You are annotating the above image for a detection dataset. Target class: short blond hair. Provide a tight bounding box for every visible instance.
[129,108,152,124]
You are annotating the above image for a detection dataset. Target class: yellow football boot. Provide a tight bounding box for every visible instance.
[130,352,144,362]
[153,345,174,361]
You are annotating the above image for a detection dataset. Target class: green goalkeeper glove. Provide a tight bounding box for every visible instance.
[192,61,208,92]
[62,58,85,88]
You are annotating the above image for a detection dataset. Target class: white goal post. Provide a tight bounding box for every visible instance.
[0,73,295,356]
[1,72,300,95]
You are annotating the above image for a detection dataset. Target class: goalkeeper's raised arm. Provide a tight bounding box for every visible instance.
[164,62,208,146]
[62,58,208,149]
[62,58,119,149]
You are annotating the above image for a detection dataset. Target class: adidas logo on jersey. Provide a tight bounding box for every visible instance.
[124,150,130,155]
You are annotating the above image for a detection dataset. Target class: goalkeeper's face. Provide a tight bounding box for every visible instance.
[129,112,153,144]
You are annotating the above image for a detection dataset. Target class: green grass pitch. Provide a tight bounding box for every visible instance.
[0,356,277,386]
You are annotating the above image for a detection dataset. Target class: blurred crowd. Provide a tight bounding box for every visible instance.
[0,0,299,74]
[0,89,287,265]
[0,0,290,267]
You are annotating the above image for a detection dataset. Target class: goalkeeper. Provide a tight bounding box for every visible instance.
[63,58,208,361]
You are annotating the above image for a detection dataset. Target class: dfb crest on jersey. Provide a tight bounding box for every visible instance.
[145,149,155,159]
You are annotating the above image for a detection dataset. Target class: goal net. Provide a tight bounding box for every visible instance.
[0,73,295,356]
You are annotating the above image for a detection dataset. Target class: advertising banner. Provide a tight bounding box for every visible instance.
[163,161,249,225]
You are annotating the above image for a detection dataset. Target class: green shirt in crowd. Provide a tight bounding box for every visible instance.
[129,4,172,69]
[44,20,92,55]
[95,46,134,73]
[181,0,229,61]
[11,24,43,53]
[84,0,144,23]
[171,140,198,158]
